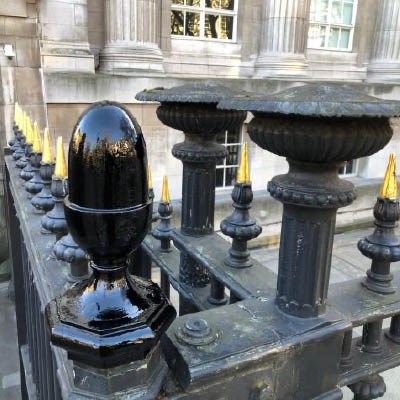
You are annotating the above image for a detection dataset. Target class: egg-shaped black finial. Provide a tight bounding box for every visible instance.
[48,102,175,369]
[68,101,148,209]
[65,102,152,263]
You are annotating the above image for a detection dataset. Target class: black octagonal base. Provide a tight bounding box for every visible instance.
[46,269,176,369]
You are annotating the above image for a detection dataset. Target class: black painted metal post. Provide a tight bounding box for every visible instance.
[386,315,400,343]
[20,143,35,182]
[361,320,383,354]
[218,85,393,319]
[46,102,175,397]
[340,330,353,370]
[175,139,225,309]
[208,278,226,306]
[16,118,34,171]
[25,127,43,198]
[358,153,400,294]
[136,84,246,315]
[153,176,173,298]
[31,129,55,214]
[220,143,262,270]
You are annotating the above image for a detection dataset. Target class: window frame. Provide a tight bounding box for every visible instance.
[216,126,244,189]
[339,159,358,177]
[307,0,358,52]
[171,0,239,43]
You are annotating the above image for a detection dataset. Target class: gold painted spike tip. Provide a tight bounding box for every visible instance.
[54,136,68,178]
[161,175,170,203]
[147,164,153,190]
[236,142,250,184]
[380,153,398,200]
[42,128,54,164]
[32,122,42,153]
[25,117,33,144]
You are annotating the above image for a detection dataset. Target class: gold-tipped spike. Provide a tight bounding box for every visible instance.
[148,164,153,190]
[161,175,170,203]
[236,142,250,184]
[54,136,68,178]
[23,112,27,136]
[380,153,398,200]
[32,122,42,153]
[42,128,54,164]
[25,117,33,144]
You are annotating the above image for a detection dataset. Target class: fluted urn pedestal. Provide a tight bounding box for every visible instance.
[136,84,246,315]
[46,101,176,391]
[219,84,396,318]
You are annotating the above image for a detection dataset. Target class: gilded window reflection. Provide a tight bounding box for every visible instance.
[205,0,234,10]
[171,0,236,40]
[171,10,200,36]
[205,14,233,39]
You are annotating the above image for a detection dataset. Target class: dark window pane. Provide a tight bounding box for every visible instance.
[185,12,200,36]
[171,10,184,35]
[339,160,354,175]
[172,0,184,4]
[216,169,224,187]
[225,167,237,186]
[226,145,239,165]
[205,14,233,39]
[227,127,240,143]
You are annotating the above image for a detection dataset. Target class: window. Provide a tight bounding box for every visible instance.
[308,0,357,50]
[339,160,357,176]
[216,127,243,188]
[171,0,237,41]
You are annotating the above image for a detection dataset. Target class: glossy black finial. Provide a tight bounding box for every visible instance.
[47,101,175,369]
[358,194,400,294]
[42,177,68,240]
[12,133,25,161]
[25,152,44,198]
[220,183,262,269]
[31,163,55,214]
[20,144,35,181]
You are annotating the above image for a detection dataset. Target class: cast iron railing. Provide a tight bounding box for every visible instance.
[4,84,400,400]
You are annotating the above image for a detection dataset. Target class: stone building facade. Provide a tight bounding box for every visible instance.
[1,0,400,254]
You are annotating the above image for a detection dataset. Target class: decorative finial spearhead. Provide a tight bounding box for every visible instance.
[148,163,153,190]
[236,142,250,184]
[161,175,170,203]
[54,136,68,178]
[25,117,33,144]
[23,112,27,137]
[47,102,175,370]
[32,122,42,153]
[380,153,398,200]
[42,128,54,164]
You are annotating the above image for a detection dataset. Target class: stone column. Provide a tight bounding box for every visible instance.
[100,0,164,73]
[254,0,310,78]
[39,0,95,73]
[368,0,400,81]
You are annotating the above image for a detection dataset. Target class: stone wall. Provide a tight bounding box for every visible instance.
[0,0,47,270]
